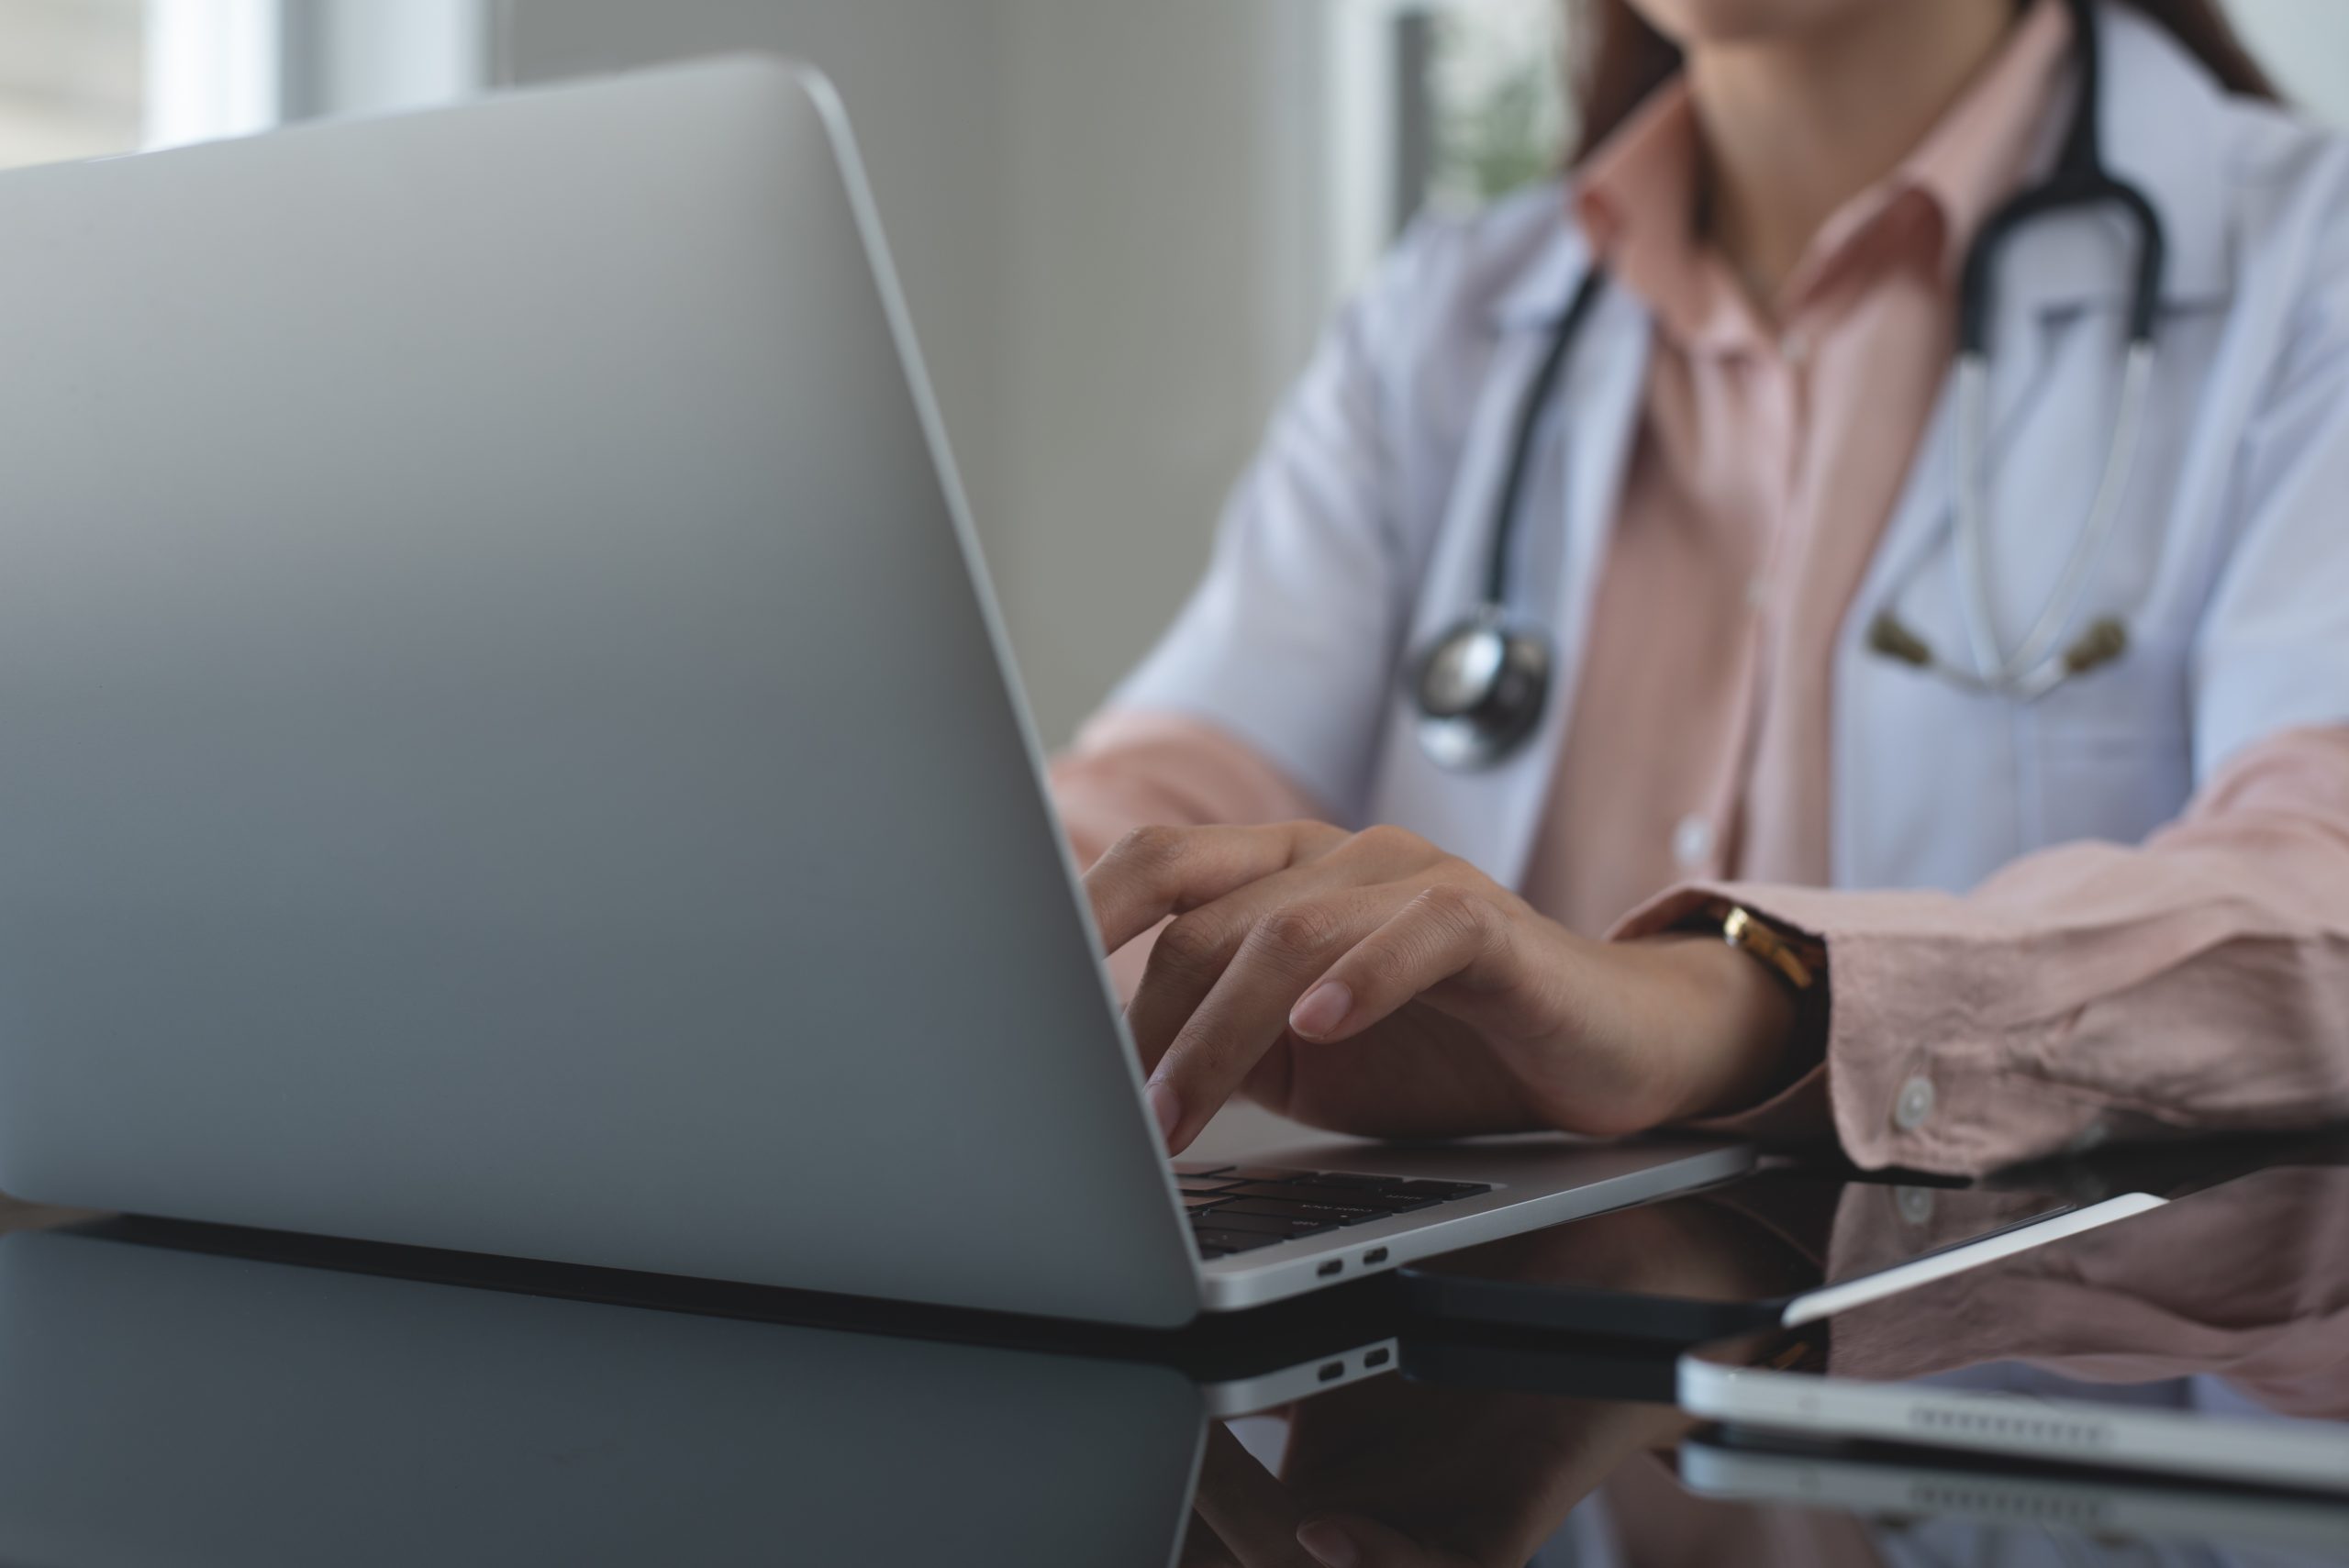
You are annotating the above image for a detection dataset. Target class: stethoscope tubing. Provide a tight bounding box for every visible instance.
[1412,0,2168,768]
[1952,338,2157,699]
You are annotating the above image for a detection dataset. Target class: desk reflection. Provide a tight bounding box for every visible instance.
[1,1154,2343,1567]
[1196,1157,2349,1567]
[0,1228,1201,1565]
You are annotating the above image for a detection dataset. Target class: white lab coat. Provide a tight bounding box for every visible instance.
[1113,5,2349,899]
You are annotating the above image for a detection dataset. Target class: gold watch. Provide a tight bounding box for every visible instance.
[1678,899,1826,998]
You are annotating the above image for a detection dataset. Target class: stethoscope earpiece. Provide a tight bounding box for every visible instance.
[1868,609,2132,701]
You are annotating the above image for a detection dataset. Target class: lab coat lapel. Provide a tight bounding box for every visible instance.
[1369,277,1653,890]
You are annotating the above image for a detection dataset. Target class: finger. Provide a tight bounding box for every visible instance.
[1125,829,1448,1073]
[1297,1514,1462,1568]
[1084,824,1316,958]
[1126,863,1343,1076]
[1284,885,1504,1047]
[1150,889,1397,1151]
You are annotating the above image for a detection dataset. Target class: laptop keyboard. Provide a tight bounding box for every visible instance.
[1174,1162,1493,1259]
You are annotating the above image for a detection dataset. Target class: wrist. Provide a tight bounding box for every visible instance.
[1642,933,1817,1123]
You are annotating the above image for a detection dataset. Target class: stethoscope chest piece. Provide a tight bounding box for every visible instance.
[1413,608,1553,771]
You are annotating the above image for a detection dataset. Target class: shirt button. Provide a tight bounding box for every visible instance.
[1893,1075,1936,1132]
[1672,815,1715,871]
[1897,1186,1937,1226]
[2066,1118,2110,1155]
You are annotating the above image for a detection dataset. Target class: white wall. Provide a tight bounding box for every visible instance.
[490,0,1332,743]
[2230,0,2349,127]
[993,1,1333,738]
[497,0,1019,610]
[282,0,488,120]
[328,0,2349,740]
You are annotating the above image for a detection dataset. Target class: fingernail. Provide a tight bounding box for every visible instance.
[1297,1521,1362,1568]
[1146,1079,1182,1150]
[1289,982,1353,1040]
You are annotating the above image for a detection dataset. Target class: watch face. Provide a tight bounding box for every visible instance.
[1720,906,1821,993]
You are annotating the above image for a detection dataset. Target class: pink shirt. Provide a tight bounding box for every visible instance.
[1051,3,2349,1174]
[1531,0,2070,935]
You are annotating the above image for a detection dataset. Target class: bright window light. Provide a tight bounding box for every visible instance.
[1422,0,1565,212]
[1322,0,1567,294]
[143,0,281,151]
[0,0,145,172]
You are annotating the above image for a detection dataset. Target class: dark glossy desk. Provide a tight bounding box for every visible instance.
[0,1149,2341,1567]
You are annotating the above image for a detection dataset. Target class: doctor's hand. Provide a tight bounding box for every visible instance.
[1085,822,1815,1153]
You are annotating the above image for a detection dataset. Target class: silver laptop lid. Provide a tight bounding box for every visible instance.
[0,60,1197,1326]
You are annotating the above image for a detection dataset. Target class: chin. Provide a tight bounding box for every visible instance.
[1631,0,1877,47]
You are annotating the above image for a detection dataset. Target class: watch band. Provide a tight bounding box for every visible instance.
[1682,899,1826,996]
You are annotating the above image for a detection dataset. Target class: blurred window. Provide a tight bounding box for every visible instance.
[0,0,145,172]
[1389,0,2349,228]
[1397,0,1567,224]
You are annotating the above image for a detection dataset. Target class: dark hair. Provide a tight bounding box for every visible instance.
[1567,0,2281,163]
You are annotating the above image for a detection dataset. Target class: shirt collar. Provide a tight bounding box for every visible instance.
[1493,0,2238,336]
[1566,0,2073,350]
[1885,0,2075,281]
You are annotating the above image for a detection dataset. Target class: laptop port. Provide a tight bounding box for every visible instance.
[1363,1247,1389,1265]
[1317,1259,1343,1277]
[1318,1361,1345,1383]
[1364,1348,1392,1369]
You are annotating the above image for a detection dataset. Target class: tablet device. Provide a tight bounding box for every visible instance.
[1680,1429,2349,1556]
[1396,1166,2159,1341]
[1675,1157,2349,1496]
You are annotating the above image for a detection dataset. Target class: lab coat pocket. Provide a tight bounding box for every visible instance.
[2021,635,2194,851]
[1837,643,2025,893]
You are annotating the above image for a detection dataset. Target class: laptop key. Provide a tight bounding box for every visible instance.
[1293,1172,1406,1191]
[1182,1193,1233,1210]
[1218,1197,1381,1225]
[1176,1175,1244,1195]
[1223,1182,1441,1214]
[1193,1208,1338,1238]
[1393,1180,1493,1200]
[1225,1166,1318,1183]
[1192,1227,1286,1254]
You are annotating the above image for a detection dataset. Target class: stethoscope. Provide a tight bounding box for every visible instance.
[1413,0,2165,772]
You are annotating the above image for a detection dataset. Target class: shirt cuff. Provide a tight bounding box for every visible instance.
[1611,884,2107,1173]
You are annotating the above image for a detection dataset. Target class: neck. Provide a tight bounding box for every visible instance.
[1689,0,2018,305]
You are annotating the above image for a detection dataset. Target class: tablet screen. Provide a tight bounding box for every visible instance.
[1399,1166,2121,1339]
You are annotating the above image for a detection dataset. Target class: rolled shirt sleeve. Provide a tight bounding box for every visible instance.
[1048,709,1327,871]
[1621,189,2349,1177]
[1621,726,2349,1173]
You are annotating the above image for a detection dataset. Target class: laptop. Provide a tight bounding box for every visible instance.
[0,57,1747,1327]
